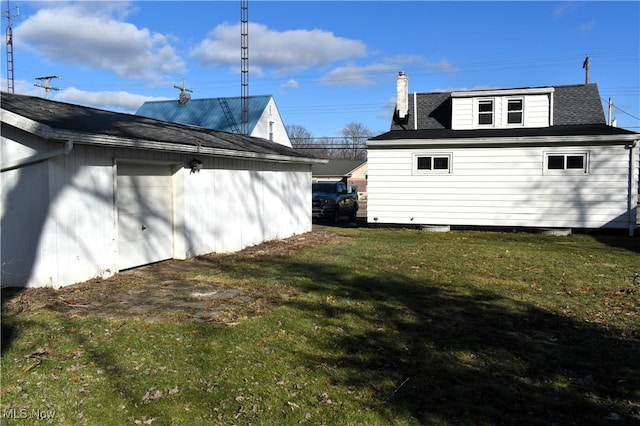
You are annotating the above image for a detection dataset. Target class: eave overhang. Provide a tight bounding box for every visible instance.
[367,134,639,149]
[2,109,326,165]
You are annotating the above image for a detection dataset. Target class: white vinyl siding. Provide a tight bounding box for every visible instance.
[367,144,635,229]
[252,97,292,147]
[1,137,312,288]
[452,93,551,129]
[451,98,473,129]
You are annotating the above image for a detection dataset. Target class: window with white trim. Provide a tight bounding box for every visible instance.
[414,154,452,174]
[478,99,494,125]
[507,98,523,124]
[544,152,588,173]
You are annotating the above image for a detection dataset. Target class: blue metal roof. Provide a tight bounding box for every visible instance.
[135,95,272,134]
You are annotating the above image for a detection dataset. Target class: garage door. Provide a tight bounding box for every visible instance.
[117,163,174,270]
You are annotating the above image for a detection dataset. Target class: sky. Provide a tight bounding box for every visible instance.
[2,1,639,137]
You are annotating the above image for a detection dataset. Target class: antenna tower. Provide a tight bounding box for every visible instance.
[3,0,19,93]
[34,75,60,99]
[240,0,249,135]
[173,77,193,104]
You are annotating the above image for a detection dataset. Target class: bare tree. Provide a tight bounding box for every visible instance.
[286,124,313,148]
[287,123,372,160]
[339,122,371,160]
[286,124,327,158]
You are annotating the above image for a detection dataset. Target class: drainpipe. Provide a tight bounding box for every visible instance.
[628,139,638,237]
[1,140,74,172]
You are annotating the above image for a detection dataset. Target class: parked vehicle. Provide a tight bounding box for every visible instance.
[312,181,359,223]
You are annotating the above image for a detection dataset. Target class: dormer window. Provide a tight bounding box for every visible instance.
[451,87,553,130]
[478,100,494,125]
[507,98,523,125]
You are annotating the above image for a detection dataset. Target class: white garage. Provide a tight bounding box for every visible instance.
[1,92,324,288]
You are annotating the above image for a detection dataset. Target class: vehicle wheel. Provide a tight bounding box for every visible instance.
[333,206,341,223]
[349,203,358,222]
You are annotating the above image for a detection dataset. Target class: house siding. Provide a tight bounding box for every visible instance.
[452,93,550,130]
[252,98,292,147]
[367,143,637,229]
[2,136,312,288]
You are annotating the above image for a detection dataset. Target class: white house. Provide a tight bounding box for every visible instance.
[1,92,324,288]
[366,72,639,234]
[136,95,292,147]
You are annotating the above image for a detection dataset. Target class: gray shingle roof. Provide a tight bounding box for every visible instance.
[390,83,607,131]
[372,123,637,141]
[1,92,315,160]
[312,159,366,177]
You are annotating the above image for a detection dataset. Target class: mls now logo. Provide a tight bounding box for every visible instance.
[3,408,28,419]
[3,408,56,420]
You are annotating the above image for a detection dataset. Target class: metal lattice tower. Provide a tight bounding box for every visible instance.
[240,0,249,135]
[3,0,18,93]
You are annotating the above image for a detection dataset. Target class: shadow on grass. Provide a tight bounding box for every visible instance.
[1,287,24,354]
[210,255,640,425]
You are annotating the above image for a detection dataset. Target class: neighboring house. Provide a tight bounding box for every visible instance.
[1,92,324,288]
[136,95,292,147]
[311,159,367,196]
[366,72,639,234]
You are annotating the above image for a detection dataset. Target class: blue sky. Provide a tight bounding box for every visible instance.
[2,1,639,136]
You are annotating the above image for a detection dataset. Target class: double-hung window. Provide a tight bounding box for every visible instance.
[478,100,494,125]
[544,152,588,174]
[414,154,452,174]
[507,98,523,125]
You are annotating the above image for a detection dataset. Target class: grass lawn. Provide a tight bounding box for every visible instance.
[1,228,639,425]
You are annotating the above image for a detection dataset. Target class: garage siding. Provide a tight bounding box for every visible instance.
[2,138,313,288]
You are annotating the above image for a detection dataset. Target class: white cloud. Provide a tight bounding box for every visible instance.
[318,55,442,87]
[320,62,398,87]
[192,22,367,73]
[3,79,42,96]
[281,79,299,89]
[552,2,582,19]
[54,87,169,113]
[579,20,595,35]
[14,2,185,83]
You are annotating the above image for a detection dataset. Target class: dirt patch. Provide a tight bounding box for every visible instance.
[1,231,343,324]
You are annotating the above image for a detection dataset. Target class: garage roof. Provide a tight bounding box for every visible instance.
[1,92,324,164]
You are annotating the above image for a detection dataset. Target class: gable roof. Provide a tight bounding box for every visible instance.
[312,159,367,178]
[1,92,323,164]
[135,95,273,134]
[390,84,607,131]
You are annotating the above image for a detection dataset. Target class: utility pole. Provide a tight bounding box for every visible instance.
[34,75,60,99]
[173,77,193,104]
[3,0,19,93]
[240,0,249,135]
[582,54,590,85]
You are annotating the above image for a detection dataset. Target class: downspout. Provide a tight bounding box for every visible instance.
[628,139,638,236]
[1,140,74,172]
